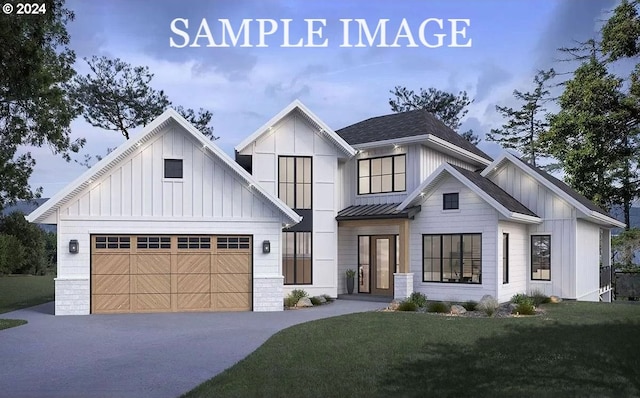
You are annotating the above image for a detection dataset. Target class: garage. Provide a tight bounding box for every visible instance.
[91,234,253,314]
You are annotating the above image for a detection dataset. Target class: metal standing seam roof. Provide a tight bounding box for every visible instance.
[336,203,421,221]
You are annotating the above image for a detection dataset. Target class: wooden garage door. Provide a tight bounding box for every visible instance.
[91,235,252,314]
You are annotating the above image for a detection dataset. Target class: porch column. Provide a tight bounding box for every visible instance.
[394,219,413,300]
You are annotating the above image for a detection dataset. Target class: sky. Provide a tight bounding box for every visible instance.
[28,0,619,198]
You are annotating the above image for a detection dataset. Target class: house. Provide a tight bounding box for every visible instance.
[27,100,624,315]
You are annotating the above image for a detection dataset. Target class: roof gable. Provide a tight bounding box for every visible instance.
[336,109,493,162]
[481,152,625,228]
[234,99,356,157]
[27,108,302,225]
[398,163,540,223]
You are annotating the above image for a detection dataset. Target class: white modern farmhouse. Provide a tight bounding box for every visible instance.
[28,100,624,315]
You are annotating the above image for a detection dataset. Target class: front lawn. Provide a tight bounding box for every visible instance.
[0,319,27,330]
[0,275,55,314]
[183,301,640,398]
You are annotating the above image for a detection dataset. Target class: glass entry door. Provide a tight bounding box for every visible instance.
[371,236,394,296]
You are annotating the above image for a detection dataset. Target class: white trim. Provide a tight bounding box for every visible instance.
[234,99,356,157]
[481,152,625,228]
[352,134,492,166]
[27,108,302,226]
[397,163,542,224]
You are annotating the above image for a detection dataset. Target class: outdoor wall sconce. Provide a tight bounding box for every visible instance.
[262,240,271,254]
[69,239,79,254]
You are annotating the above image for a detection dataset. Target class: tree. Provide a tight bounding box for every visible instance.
[601,0,640,62]
[388,86,479,144]
[541,50,632,214]
[0,0,85,211]
[0,212,47,274]
[612,228,640,267]
[71,56,217,140]
[486,69,556,167]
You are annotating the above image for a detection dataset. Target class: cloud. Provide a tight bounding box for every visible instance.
[474,63,512,102]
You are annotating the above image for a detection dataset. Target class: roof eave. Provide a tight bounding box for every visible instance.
[425,135,492,166]
[587,211,626,228]
[507,213,542,224]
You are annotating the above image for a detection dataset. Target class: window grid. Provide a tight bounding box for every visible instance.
[216,236,250,250]
[531,235,551,281]
[177,236,212,250]
[358,154,406,195]
[95,236,130,249]
[283,231,312,285]
[278,156,312,210]
[422,234,482,284]
[443,193,459,210]
[137,236,171,249]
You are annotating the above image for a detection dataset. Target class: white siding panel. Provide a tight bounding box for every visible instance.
[575,219,601,301]
[497,221,528,302]
[411,175,500,302]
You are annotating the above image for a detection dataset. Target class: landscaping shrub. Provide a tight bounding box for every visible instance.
[397,300,418,312]
[407,292,427,308]
[427,301,450,313]
[511,293,529,305]
[284,296,297,308]
[462,300,478,311]
[530,289,550,306]
[322,294,334,302]
[478,296,499,316]
[310,296,323,305]
[513,298,536,315]
[284,289,309,308]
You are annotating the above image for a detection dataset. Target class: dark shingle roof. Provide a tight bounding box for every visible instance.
[336,203,421,221]
[336,109,492,161]
[514,156,611,218]
[449,165,538,217]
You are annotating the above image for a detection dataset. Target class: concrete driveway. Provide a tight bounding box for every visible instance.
[0,300,385,398]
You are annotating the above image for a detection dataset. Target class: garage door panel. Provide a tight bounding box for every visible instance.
[133,293,171,310]
[92,294,130,313]
[134,254,171,274]
[177,274,210,293]
[216,274,251,293]
[176,293,210,310]
[133,275,171,294]
[92,274,129,295]
[93,254,129,275]
[177,255,210,274]
[92,234,252,314]
[217,254,251,274]
[214,293,251,311]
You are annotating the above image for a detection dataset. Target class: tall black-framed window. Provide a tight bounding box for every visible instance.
[278,156,311,209]
[358,154,406,194]
[422,233,482,284]
[443,193,459,210]
[283,231,312,285]
[531,235,551,281]
[503,233,509,284]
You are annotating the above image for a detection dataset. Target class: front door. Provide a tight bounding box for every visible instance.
[371,236,395,296]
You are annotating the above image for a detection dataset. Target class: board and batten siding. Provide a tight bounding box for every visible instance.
[63,124,279,221]
[419,145,476,182]
[237,110,342,297]
[489,162,577,298]
[575,219,601,301]
[410,175,499,302]
[497,221,528,302]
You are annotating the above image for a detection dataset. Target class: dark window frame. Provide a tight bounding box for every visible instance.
[422,233,482,284]
[443,193,460,210]
[164,158,183,179]
[357,154,406,195]
[283,231,312,285]
[278,156,312,210]
[503,233,509,284]
[531,235,551,281]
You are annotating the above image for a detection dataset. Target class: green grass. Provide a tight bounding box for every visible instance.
[183,302,640,398]
[0,275,54,314]
[0,319,27,330]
